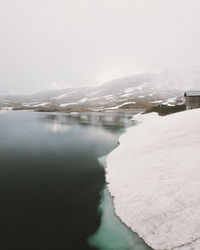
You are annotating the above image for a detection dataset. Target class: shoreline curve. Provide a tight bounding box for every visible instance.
[105,109,200,250]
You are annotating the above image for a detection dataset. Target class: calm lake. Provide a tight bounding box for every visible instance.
[0,110,150,250]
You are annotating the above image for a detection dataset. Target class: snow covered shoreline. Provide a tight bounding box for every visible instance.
[106,108,200,250]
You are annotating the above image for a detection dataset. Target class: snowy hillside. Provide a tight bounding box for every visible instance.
[0,69,199,111]
[106,108,200,250]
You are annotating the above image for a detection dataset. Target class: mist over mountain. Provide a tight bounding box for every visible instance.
[0,69,199,111]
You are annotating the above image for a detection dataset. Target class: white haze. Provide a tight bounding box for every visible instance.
[0,0,200,94]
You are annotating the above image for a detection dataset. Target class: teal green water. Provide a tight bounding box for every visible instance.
[88,156,152,250]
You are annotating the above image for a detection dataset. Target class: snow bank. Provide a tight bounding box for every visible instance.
[51,91,77,100]
[131,112,159,123]
[105,102,136,110]
[32,102,49,107]
[106,108,200,250]
[88,157,151,250]
[59,103,78,107]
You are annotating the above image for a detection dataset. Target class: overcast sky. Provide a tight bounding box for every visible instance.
[0,0,200,94]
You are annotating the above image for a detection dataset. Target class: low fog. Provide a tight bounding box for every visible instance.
[0,0,200,94]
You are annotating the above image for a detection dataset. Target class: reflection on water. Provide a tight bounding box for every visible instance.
[41,110,140,133]
[0,110,148,250]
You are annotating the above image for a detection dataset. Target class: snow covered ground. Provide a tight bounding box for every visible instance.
[88,156,151,250]
[59,103,78,107]
[106,108,200,250]
[105,102,136,110]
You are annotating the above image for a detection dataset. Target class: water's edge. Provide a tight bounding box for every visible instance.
[88,134,152,250]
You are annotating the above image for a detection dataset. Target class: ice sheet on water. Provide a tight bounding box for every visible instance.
[88,156,151,250]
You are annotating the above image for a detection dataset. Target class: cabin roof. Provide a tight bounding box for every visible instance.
[184,91,200,97]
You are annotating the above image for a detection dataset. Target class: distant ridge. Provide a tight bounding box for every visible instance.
[0,69,199,111]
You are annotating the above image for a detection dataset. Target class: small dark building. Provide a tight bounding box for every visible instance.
[184,91,200,109]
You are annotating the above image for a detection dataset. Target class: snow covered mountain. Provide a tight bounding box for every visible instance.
[0,69,199,111]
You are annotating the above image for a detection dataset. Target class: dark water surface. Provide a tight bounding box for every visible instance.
[0,110,139,250]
